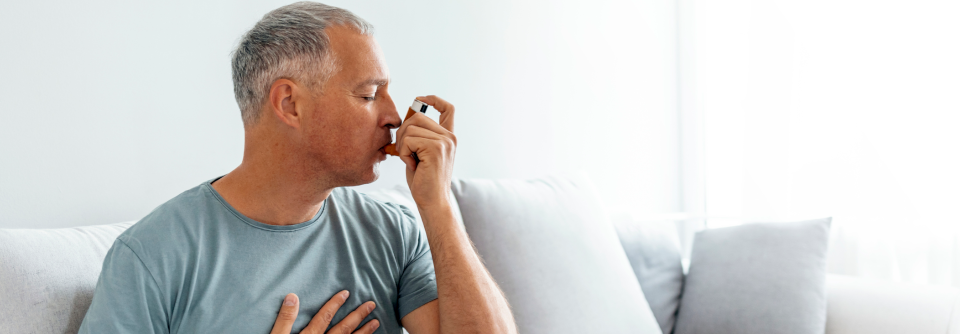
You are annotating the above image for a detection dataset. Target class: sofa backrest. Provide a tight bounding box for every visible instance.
[0,222,133,333]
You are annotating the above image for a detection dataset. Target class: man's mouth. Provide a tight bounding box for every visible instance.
[378,131,395,155]
[378,139,393,155]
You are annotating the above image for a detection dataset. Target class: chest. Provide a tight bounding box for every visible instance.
[166,233,403,333]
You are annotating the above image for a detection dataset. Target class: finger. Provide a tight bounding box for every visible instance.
[270,293,300,334]
[397,126,447,168]
[397,113,436,146]
[301,290,350,334]
[397,131,441,157]
[403,112,450,137]
[397,136,442,167]
[398,125,446,149]
[353,319,381,334]
[400,153,418,172]
[415,95,454,115]
[330,301,376,333]
[395,114,449,152]
[416,95,455,132]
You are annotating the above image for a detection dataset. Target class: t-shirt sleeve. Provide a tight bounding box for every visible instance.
[78,239,169,334]
[395,205,439,320]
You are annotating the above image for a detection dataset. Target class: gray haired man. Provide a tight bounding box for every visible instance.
[78,2,517,333]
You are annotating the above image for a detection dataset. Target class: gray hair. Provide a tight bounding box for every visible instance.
[231,2,373,126]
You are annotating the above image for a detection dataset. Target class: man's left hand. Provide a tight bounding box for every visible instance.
[395,95,456,210]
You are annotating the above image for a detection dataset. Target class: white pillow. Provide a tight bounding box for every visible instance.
[0,222,133,334]
[612,215,684,334]
[453,176,663,334]
[360,183,464,228]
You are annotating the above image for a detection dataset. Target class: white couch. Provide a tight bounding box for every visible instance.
[825,274,960,334]
[1,179,958,334]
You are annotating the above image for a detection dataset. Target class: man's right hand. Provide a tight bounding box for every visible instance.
[270,291,380,334]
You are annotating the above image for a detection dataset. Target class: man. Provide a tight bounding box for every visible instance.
[78,2,517,333]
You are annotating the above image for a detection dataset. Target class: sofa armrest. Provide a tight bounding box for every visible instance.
[826,274,960,334]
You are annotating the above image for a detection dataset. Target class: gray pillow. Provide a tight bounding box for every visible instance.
[674,218,832,334]
[453,176,663,334]
[613,215,684,334]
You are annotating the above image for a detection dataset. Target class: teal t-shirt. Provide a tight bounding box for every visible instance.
[78,178,438,334]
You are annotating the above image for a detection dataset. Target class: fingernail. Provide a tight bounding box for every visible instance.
[372,320,380,329]
[341,290,350,300]
[283,294,296,306]
[367,302,375,312]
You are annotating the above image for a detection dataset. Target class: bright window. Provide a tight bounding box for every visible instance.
[684,0,960,286]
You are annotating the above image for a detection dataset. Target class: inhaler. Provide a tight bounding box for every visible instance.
[383,99,429,156]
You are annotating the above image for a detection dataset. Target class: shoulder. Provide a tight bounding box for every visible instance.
[332,187,417,228]
[331,187,425,252]
[116,182,215,260]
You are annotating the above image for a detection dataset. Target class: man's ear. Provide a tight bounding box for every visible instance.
[267,78,302,128]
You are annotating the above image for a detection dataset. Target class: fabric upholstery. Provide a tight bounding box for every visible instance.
[674,218,832,334]
[0,222,133,334]
[360,182,464,228]
[452,176,663,334]
[825,274,960,334]
[613,215,685,334]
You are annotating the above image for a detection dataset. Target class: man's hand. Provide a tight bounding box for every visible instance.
[395,95,456,209]
[270,291,379,334]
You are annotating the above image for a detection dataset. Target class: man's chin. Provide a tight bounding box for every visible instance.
[340,164,380,187]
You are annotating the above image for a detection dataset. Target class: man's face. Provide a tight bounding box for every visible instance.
[299,25,400,186]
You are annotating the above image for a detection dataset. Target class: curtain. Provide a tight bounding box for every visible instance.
[684,0,960,286]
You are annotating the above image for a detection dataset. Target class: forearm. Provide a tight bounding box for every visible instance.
[418,200,517,334]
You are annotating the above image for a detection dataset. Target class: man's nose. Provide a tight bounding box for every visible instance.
[381,95,401,129]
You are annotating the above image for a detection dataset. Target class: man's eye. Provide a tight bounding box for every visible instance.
[363,96,376,101]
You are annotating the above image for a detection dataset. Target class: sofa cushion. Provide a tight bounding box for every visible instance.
[0,222,133,334]
[674,218,832,334]
[825,274,960,334]
[613,215,684,334]
[453,176,663,334]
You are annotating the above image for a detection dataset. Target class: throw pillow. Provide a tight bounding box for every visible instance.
[613,215,684,334]
[360,182,464,227]
[0,222,133,333]
[453,176,663,334]
[674,218,832,334]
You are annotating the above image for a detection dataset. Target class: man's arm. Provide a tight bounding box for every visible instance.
[402,201,516,334]
[395,95,518,334]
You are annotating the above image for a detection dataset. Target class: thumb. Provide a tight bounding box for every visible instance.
[416,95,455,133]
[270,293,300,334]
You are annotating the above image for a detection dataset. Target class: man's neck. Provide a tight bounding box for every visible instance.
[212,157,333,226]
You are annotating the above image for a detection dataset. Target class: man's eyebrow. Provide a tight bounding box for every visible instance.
[353,78,389,90]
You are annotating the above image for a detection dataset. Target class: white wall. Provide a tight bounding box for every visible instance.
[0,0,678,229]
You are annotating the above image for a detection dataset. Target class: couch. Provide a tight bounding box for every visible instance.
[2,177,959,334]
